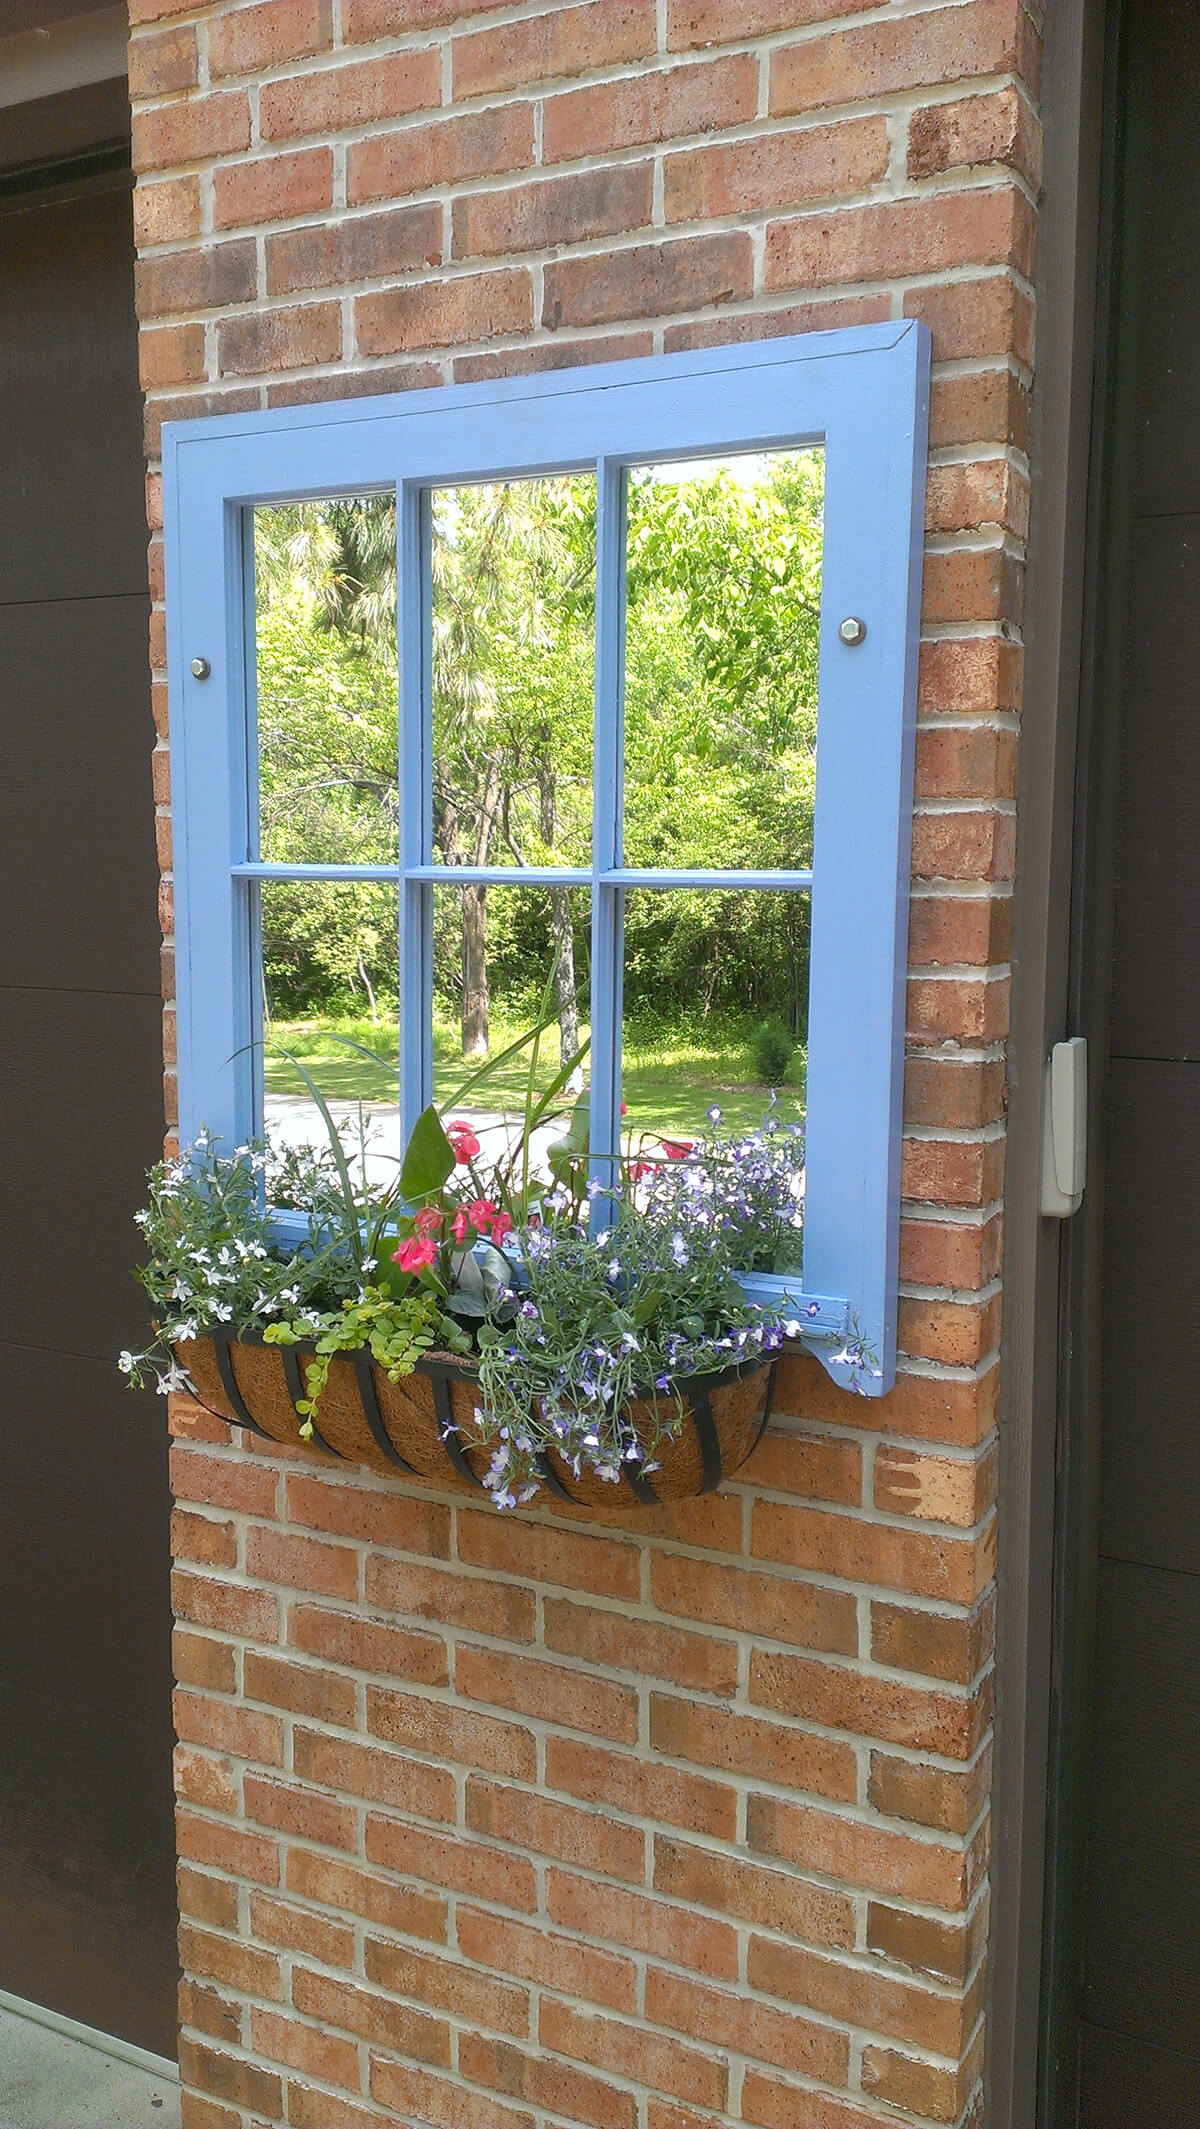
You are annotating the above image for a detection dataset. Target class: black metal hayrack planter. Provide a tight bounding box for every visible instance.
[176,1332,776,1510]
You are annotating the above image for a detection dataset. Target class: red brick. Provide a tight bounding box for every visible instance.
[286,2087,398,2129]
[546,1870,738,1979]
[244,1774,357,1851]
[178,2090,239,2129]
[349,107,536,207]
[907,892,1012,969]
[910,809,1017,883]
[367,2056,534,2129]
[665,115,887,222]
[747,1793,973,1909]
[172,1571,278,1644]
[367,1682,537,1779]
[923,547,1024,629]
[772,1352,1001,1446]
[174,1745,238,1817]
[176,1809,280,1886]
[249,1890,354,1968]
[243,1648,358,1727]
[899,1213,1003,1290]
[364,1556,534,1639]
[249,2005,357,2090]
[178,1925,281,2003]
[178,1977,241,2044]
[460,2032,636,2129]
[170,1447,278,1517]
[365,1815,538,1912]
[862,2030,984,2123]
[286,1847,446,1941]
[455,1513,640,1599]
[132,94,251,175]
[543,1597,738,1695]
[214,149,334,232]
[364,1935,529,2036]
[174,1689,284,1767]
[454,165,653,262]
[932,364,1031,452]
[653,1835,855,1949]
[668,0,877,46]
[649,1551,857,1656]
[292,1966,450,2064]
[285,1473,451,1554]
[545,1734,738,1841]
[345,0,520,32]
[919,636,1023,720]
[292,1726,457,1821]
[218,303,342,377]
[466,1774,646,1879]
[288,1601,446,1685]
[261,51,441,140]
[741,1425,864,1506]
[178,1866,239,1933]
[650,1692,859,1802]
[268,358,443,404]
[867,1895,989,1985]
[540,1997,728,2113]
[868,1744,992,1836]
[906,275,1035,369]
[455,1644,638,1742]
[209,0,332,79]
[766,187,1036,295]
[739,2076,889,2129]
[871,1594,996,1685]
[906,970,1010,1042]
[914,720,1019,805]
[177,2041,280,2120]
[454,1,655,97]
[127,24,197,101]
[245,1526,357,1598]
[172,1509,237,1571]
[909,82,1042,187]
[750,1648,987,1758]
[545,234,753,329]
[645,1968,849,2084]
[664,291,892,352]
[749,1932,977,2053]
[751,1500,992,1604]
[458,1907,637,2014]
[770,0,1040,114]
[875,1442,999,1527]
[266,207,442,297]
[543,57,758,163]
[139,326,206,391]
[902,1134,1007,1210]
[357,270,533,355]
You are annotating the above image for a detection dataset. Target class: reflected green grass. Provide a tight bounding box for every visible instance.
[264,1010,805,1138]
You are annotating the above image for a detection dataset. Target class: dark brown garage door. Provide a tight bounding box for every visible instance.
[0,129,178,2054]
[1059,4,1200,2122]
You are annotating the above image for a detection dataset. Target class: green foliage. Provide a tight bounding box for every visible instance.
[751,1018,797,1086]
[263,1284,443,1434]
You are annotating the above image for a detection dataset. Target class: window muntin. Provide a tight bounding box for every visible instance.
[167,326,930,1392]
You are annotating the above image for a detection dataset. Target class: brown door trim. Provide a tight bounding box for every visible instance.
[986,0,1111,2121]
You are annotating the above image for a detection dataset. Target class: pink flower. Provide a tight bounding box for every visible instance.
[392,1235,438,1272]
[414,1206,443,1236]
[660,1139,693,1160]
[488,1210,513,1245]
[446,1121,481,1164]
[466,1197,496,1233]
[452,1208,470,1245]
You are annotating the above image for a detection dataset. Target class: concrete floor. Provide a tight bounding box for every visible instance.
[0,2007,180,2129]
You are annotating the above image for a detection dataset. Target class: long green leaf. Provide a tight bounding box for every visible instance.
[399,1105,456,1200]
[270,1043,363,1271]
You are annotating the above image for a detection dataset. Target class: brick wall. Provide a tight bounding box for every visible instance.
[132,2,1042,2124]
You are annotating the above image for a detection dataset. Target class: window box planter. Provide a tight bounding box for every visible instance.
[177,1330,775,1510]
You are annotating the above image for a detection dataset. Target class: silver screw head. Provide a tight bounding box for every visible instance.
[838,616,867,647]
[190,656,211,680]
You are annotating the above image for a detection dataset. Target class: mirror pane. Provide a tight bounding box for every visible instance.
[620,886,809,1148]
[432,882,591,1182]
[430,474,597,869]
[623,448,823,874]
[253,494,399,864]
[259,878,401,1182]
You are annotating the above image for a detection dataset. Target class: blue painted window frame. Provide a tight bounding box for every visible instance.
[162,324,930,1395]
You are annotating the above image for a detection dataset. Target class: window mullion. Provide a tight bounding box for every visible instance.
[589,458,627,1199]
[399,481,432,1134]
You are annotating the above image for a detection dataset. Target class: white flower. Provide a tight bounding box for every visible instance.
[117,1350,136,1375]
